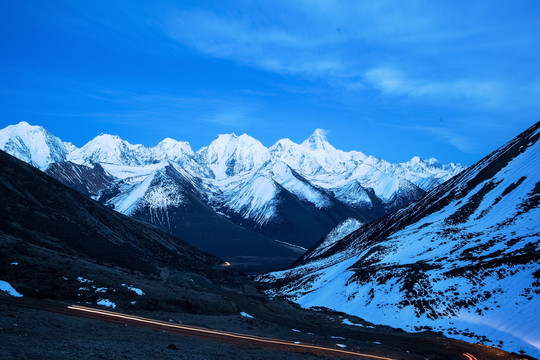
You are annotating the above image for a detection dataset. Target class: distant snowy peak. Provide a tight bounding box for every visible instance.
[400,156,464,177]
[0,121,70,169]
[68,134,195,167]
[199,133,271,179]
[154,137,194,161]
[270,130,361,176]
[301,128,335,152]
[1,122,463,186]
[362,154,466,191]
[0,122,465,216]
[68,133,146,166]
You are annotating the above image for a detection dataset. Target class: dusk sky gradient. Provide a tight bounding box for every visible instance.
[1,0,539,164]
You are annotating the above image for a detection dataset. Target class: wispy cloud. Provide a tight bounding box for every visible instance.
[401,117,530,155]
[162,8,350,79]
[362,67,505,108]
[412,125,483,153]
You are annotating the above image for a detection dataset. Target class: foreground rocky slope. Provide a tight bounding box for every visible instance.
[0,122,464,272]
[258,122,540,357]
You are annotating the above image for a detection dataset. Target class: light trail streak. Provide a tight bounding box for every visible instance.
[68,305,394,359]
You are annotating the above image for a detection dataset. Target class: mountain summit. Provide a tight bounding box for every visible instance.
[0,121,70,169]
[301,128,334,151]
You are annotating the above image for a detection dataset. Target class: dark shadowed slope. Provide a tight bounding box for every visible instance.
[44,161,114,198]
[0,149,255,308]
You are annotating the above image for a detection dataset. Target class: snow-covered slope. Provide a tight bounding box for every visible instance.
[308,218,364,258]
[100,163,299,272]
[210,173,280,227]
[258,121,540,357]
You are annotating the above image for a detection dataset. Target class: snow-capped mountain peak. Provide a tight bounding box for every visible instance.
[0,121,70,169]
[0,121,471,273]
[271,133,351,176]
[68,133,146,166]
[155,137,194,160]
[199,133,271,179]
[426,157,440,166]
[301,128,335,152]
[410,155,422,164]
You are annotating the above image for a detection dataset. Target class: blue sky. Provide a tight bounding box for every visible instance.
[1,0,539,164]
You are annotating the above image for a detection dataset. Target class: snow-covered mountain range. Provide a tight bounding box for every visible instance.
[0,121,464,272]
[258,122,540,357]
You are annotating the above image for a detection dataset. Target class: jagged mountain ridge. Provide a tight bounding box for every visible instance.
[257,122,540,356]
[0,122,465,272]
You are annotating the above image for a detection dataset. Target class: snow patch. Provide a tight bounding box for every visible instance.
[0,280,23,297]
[342,318,364,327]
[97,299,116,308]
[122,284,145,296]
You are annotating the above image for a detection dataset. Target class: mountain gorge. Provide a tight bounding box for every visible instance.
[258,122,540,357]
[0,122,465,272]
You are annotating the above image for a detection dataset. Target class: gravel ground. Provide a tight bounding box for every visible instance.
[0,303,328,360]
